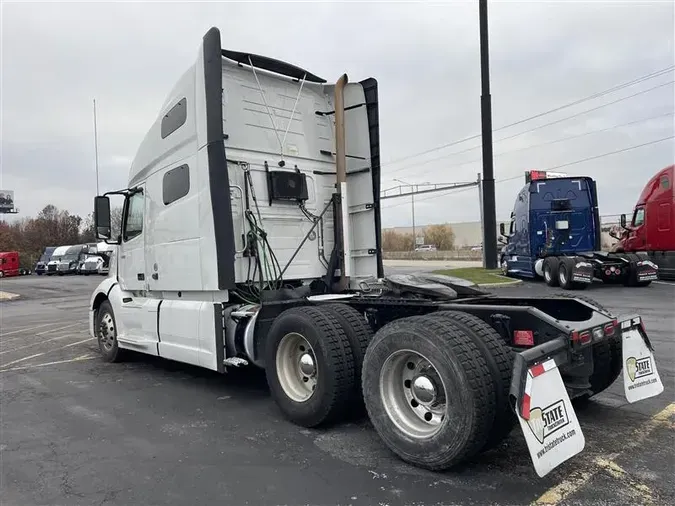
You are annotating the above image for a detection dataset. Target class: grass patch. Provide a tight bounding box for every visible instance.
[432,267,513,285]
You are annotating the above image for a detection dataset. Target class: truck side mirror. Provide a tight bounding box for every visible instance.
[620,213,627,229]
[94,196,112,240]
[499,223,506,236]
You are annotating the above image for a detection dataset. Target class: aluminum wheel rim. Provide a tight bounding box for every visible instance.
[276,332,318,403]
[98,312,116,351]
[379,349,448,439]
[560,266,567,284]
[544,264,551,281]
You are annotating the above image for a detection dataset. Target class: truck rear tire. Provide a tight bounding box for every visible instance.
[96,300,127,363]
[589,335,622,396]
[557,257,577,290]
[321,303,373,415]
[429,311,516,452]
[361,314,496,471]
[264,306,356,428]
[543,257,559,287]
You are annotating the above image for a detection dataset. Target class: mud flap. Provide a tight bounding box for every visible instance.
[515,359,586,477]
[635,260,659,283]
[621,316,664,403]
[572,260,593,284]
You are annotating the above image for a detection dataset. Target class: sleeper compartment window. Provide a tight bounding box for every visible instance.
[163,164,190,205]
[161,98,187,139]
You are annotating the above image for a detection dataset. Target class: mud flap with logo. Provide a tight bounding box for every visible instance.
[516,359,586,477]
[621,316,664,403]
[635,260,659,283]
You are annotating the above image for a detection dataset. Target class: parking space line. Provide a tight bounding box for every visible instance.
[0,321,88,348]
[0,353,97,373]
[0,322,59,337]
[594,458,655,504]
[533,403,675,505]
[0,338,94,368]
[0,331,89,355]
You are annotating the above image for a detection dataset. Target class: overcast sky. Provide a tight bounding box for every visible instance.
[2,0,673,229]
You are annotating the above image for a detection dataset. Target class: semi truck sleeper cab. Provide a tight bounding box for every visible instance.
[89,27,664,478]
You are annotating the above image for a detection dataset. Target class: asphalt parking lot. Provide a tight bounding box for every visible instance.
[1,272,673,506]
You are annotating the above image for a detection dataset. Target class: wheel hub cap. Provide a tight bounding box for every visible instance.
[299,353,316,376]
[411,375,436,404]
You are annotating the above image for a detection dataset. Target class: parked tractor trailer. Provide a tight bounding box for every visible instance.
[499,170,659,289]
[89,27,664,478]
[611,165,675,281]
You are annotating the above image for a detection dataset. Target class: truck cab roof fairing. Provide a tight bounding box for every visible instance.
[221,49,327,84]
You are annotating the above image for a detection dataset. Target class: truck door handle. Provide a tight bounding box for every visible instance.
[137,273,145,281]
[152,273,158,280]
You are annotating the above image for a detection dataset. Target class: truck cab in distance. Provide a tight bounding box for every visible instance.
[0,251,31,277]
[499,170,658,289]
[612,165,675,281]
[35,246,57,275]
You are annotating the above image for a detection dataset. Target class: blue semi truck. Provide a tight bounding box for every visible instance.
[498,170,659,290]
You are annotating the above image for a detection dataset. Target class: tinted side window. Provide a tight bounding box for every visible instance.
[163,165,190,205]
[161,98,187,139]
[124,191,144,241]
[661,175,670,190]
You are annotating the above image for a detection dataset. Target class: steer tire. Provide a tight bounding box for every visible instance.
[543,257,559,287]
[321,303,373,416]
[264,306,355,428]
[96,300,127,363]
[429,311,516,452]
[361,314,496,471]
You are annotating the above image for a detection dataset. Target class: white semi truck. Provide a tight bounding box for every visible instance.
[90,27,663,477]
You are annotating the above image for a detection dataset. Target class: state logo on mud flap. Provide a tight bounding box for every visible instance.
[626,356,654,382]
[526,400,571,444]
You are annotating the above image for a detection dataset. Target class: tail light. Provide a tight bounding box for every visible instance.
[571,330,592,345]
[604,319,618,337]
[514,330,534,346]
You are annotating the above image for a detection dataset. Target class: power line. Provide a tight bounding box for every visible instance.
[381,64,674,168]
[545,135,674,171]
[386,80,674,178]
[385,110,674,179]
[382,135,675,209]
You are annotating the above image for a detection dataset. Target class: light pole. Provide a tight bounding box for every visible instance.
[479,0,498,269]
[394,178,417,249]
[93,99,100,195]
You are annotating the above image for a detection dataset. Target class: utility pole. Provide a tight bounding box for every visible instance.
[479,0,498,269]
[93,99,100,195]
[477,172,485,267]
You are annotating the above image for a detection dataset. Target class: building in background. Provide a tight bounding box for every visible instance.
[385,215,624,250]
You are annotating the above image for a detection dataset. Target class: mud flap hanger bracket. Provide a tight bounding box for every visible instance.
[619,314,654,352]
[509,335,569,421]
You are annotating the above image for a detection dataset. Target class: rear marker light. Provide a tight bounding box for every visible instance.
[572,330,592,344]
[604,320,617,336]
[514,330,534,346]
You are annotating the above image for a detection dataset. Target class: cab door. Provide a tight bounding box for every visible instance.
[118,186,147,292]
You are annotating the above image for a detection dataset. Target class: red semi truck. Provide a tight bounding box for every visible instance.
[611,165,675,280]
[0,251,32,277]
